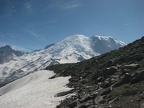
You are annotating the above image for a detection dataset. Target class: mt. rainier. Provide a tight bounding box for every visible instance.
[0,34,125,87]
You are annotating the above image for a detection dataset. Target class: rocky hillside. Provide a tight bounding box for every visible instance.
[46,36,144,108]
[0,45,24,64]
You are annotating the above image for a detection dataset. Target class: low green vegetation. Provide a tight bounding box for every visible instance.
[109,81,144,99]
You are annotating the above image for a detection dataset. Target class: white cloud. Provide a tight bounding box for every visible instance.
[25,3,31,10]
[46,1,82,10]
[63,3,81,9]
[11,45,31,52]
[24,28,40,38]
[24,28,47,44]
[123,23,130,26]
[25,0,34,13]
[30,30,39,38]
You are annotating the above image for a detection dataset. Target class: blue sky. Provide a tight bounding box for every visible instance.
[0,0,144,52]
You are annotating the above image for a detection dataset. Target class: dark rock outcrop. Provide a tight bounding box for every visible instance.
[44,43,55,49]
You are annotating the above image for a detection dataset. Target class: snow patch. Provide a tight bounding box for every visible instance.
[0,70,73,108]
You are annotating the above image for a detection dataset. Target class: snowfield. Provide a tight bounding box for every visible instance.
[0,70,73,108]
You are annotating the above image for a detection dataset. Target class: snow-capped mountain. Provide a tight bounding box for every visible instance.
[0,34,125,86]
[0,45,24,64]
[90,35,125,54]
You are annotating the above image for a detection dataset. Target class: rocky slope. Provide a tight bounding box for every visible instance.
[46,36,144,108]
[0,45,24,64]
[0,35,125,88]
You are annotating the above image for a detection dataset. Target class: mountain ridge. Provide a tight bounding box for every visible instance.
[0,34,125,88]
[0,45,24,64]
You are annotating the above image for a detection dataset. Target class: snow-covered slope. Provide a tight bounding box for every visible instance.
[90,35,125,54]
[0,34,125,85]
[0,70,73,108]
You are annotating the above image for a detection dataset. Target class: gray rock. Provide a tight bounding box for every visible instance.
[101,87,112,96]
[116,73,131,86]
[67,101,77,108]
[140,103,144,108]
[121,64,139,71]
[88,105,96,108]
[55,90,73,97]
[99,99,106,104]
[80,95,94,103]
[79,104,87,108]
[131,70,144,84]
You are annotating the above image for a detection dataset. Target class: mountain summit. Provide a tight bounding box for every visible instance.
[0,45,24,64]
[0,34,125,86]
[90,35,125,53]
[49,34,125,58]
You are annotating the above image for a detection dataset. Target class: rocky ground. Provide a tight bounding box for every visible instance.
[46,36,144,108]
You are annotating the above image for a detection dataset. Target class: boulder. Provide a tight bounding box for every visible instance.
[97,76,104,82]
[101,87,112,96]
[80,94,94,103]
[121,64,140,71]
[122,69,131,74]
[107,59,114,67]
[55,90,73,97]
[79,104,87,108]
[116,73,131,86]
[140,103,144,108]
[67,101,77,108]
[101,78,112,88]
[131,71,144,84]
[88,105,96,108]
